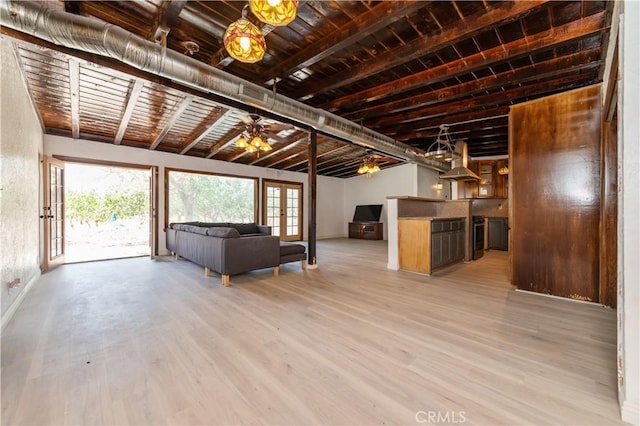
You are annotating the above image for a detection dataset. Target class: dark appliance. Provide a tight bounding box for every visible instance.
[352,204,383,222]
[472,216,485,260]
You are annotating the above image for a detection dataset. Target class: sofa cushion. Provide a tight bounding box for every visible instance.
[206,227,240,238]
[169,221,200,229]
[280,242,306,256]
[198,222,231,228]
[182,225,209,235]
[231,223,259,235]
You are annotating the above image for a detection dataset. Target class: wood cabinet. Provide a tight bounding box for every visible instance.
[431,220,466,270]
[398,218,465,274]
[348,222,383,240]
[463,159,508,199]
[488,217,508,251]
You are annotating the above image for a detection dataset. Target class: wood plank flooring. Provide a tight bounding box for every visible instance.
[1,239,622,425]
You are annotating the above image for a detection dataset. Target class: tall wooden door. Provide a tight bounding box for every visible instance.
[263,180,303,241]
[509,85,602,302]
[42,156,65,270]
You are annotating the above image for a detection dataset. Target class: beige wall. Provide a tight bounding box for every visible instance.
[0,37,44,323]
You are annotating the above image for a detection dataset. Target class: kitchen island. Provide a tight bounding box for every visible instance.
[387,196,472,272]
[398,217,466,274]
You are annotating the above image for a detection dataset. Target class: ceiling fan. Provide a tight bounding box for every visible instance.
[357,149,394,175]
[235,113,294,153]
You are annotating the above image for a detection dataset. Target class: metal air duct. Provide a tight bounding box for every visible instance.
[0,0,448,172]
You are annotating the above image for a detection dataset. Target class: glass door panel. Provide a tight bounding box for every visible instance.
[265,185,281,237]
[263,181,302,241]
[43,156,65,270]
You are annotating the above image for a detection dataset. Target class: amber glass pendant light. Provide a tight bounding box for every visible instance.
[250,0,298,26]
[224,6,266,63]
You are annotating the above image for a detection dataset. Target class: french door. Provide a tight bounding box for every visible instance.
[263,180,302,241]
[149,166,159,258]
[42,156,65,270]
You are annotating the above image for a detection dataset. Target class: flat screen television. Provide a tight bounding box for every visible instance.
[352,204,383,222]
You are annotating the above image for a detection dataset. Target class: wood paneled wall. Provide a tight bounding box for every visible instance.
[600,109,617,308]
[509,85,602,303]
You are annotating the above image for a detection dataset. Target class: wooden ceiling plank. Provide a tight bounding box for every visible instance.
[282,144,351,170]
[393,107,511,140]
[350,48,601,120]
[179,108,230,154]
[295,0,550,100]
[261,144,311,168]
[68,57,80,139]
[206,128,244,159]
[249,133,308,165]
[114,79,144,145]
[225,148,253,163]
[11,43,45,132]
[149,95,193,150]
[261,1,425,84]
[327,11,606,111]
[316,158,363,174]
[386,73,597,139]
[373,62,601,127]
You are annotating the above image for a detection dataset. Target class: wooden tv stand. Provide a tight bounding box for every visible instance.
[349,222,383,240]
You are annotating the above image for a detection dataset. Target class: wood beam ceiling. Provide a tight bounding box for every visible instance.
[261,1,426,85]
[114,79,145,145]
[295,0,550,101]
[326,11,606,112]
[68,57,80,139]
[349,48,602,121]
[149,95,193,150]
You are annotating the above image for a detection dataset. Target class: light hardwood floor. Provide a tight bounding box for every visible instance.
[1,239,622,425]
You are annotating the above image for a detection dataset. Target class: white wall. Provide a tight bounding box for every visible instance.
[619,2,640,423]
[417,164,450,199]
[0,37,44,325]
[344,163,415,240]
[344,163,447,240]
[44,135,346,253]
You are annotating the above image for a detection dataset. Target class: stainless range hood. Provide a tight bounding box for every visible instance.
[439,141,480,181]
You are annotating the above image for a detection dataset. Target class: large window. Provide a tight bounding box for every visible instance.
[167,169,257,225]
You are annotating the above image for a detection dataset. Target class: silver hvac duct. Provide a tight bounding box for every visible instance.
[0,0,448,172]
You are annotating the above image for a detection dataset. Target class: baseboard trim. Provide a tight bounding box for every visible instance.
[1,271,41,332]
[622,400,640,425]
[515,288,605,307]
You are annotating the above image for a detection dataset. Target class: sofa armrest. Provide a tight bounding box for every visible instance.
[257,225,272,235]
[220,235,280,275]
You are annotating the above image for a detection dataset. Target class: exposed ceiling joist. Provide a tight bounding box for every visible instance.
[327,11,607,111]
[295,0,550,100]
[114,79,145,145]
[68,57,80,139]
[179,108,229,154]
[149,95,193,150]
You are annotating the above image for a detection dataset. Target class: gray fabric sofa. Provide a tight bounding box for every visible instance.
[166,222,280,286]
